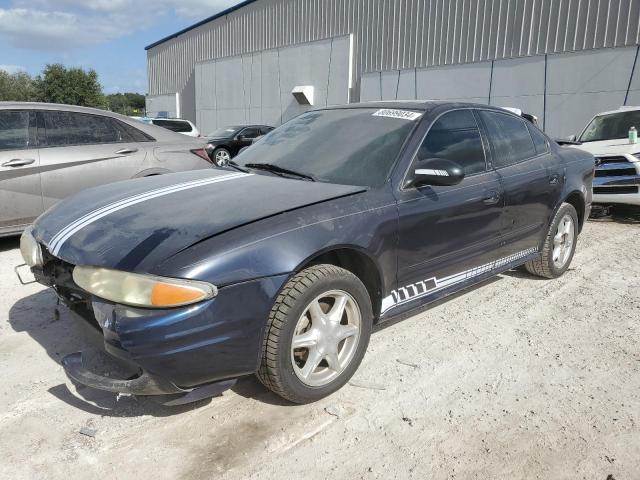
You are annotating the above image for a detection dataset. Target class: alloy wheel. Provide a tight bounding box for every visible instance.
[552,214,575,268]
[291,290,361,387]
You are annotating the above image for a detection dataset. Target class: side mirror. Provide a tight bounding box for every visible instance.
[236,134,247,141]
[409,158,465,187]
[567,134,577,142]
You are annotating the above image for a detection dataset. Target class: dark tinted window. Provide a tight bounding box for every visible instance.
[261,126,274,134]
[152,119,192,133]
[0,110,30,150]
[416,109,486,175]
[237,108,418,187]
[241,127,260,139]
[44,112,124,146]
[527,124,549,155]
[115,119,155,142]
[479,111,537,167]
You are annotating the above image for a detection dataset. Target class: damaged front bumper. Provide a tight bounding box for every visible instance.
[28,250,289,405]
[61,352,236,406]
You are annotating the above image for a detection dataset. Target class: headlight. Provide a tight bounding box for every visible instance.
[632,152,640,161]
[20,226,43,267]
[72,266,217,308]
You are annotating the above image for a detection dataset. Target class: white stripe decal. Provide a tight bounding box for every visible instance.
[381,247,538,314]
[50,173,251,255]
[49,174,244,252]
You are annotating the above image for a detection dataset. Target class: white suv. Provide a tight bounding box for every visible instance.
[572,106,640,206]
[145,118,200,137]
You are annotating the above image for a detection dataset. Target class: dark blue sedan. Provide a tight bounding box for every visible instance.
[21,102,594,404]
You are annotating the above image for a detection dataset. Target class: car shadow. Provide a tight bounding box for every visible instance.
[0,236,19,252]
[9,289,212,417]
[7,269,522,413]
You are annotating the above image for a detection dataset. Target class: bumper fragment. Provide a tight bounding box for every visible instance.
[61,352,238,405]
[62,352,185,395]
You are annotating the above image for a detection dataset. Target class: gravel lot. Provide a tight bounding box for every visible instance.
[1,219,638,480]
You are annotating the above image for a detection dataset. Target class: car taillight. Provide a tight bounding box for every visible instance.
[191,148,212,163]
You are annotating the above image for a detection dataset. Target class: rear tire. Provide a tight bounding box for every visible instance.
[524,203,578,279]
[257,265,373,404]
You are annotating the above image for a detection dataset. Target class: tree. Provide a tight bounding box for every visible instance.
[33,64,105,107]
[0,70,36,101]
[106,92,146,116]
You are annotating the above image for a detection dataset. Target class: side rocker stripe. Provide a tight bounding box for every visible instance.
[50,173,251,256]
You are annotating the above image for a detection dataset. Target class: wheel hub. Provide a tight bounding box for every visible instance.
[291,290,361,387]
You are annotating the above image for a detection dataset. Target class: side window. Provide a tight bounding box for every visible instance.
[416,109,487,176]
[527,123,550,155]
[261,126,274,135]
[114,119,155,142]
[44,112,122,146]
[478,111,537,167]
[152,119,192,133]
[0,110,31,151]
[241,127,260,139]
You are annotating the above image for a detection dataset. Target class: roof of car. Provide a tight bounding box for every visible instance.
[316,100,512,113]
[0,101,123,117]
[591,105,640,116]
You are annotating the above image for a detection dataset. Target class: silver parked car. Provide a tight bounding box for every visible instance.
[0,102,212,237]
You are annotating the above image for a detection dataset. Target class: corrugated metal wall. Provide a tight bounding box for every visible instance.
[147,0,640,96]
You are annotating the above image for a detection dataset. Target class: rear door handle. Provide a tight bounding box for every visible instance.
[115,147,138,155]
[483,190,501,205]
[2,158,35,167]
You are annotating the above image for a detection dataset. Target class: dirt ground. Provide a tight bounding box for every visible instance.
[0,219,638,480]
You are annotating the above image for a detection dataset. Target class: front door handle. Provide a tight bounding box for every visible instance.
[115,147,138,155]
[483,190,501,205]
[2,158,35,167]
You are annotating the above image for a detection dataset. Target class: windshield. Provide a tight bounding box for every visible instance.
[580,110,640,142]
[207,126,241,137]
[236,108,421,187]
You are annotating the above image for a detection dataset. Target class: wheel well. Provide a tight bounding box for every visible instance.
[305,248,383,320]
[564,191,586,232]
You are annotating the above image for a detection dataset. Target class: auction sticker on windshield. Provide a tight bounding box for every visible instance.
[372,109,423,121]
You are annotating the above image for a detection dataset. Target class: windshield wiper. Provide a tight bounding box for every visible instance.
[225,160,250,173]
[244,163,316,181]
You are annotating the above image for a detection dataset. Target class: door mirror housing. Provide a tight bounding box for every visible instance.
[567,134,577,142]
[409,158,465,187]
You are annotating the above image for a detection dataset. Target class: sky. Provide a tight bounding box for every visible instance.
[0,0,239,94]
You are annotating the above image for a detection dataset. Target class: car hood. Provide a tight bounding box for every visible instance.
[572,139,640,158]
[206,136,232,143]
[33,169,365,272]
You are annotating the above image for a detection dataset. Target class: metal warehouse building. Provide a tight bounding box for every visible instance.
[145,0,640,137]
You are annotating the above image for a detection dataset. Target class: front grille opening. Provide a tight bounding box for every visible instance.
[595,168,637,177]
[596,156,630,165]
[594,186,639,195]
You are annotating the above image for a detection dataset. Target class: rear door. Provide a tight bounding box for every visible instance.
[0,110,43,231]
[476,110,562,256]
[38,110,147,209]
[393,109,504,313]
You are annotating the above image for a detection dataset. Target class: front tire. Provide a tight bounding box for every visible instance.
[212,147,231,167]
[524,202,579,278]
[257,265,373,403]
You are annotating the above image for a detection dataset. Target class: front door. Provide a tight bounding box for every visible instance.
[0,110,43,232]
[390,109,503,316]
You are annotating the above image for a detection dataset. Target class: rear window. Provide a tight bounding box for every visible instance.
[152,119,193,133]
[478,111,537,168]
[43,111,126,147]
